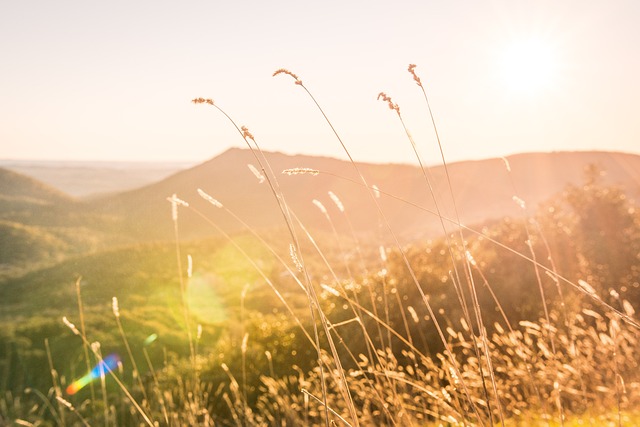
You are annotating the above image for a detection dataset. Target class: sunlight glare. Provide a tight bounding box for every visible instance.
[499,38,557,95]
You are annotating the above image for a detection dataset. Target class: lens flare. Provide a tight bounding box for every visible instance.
[66,353,121,395]
[144,333,158,346]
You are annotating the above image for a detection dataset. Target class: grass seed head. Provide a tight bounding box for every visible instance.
[241,125,255,141]
[372,184,381,198]
[578,279,597,296]
[379,245,387,262]
[407,64,422,87]
[289,243,303,272]
[377,92,400,114]
[241,333,249,354]
[282,168,319,176]
[312,199,328,215]
[512,196,526,210]
[167,194,189,221]
[56,396,74,410]
[247,164,265,183]
[321,283,340,298]
[622,300,635,316]
[465,250,477,266]
[273,68,303,85]
[112,297,120,318]
[192,97,214,105]
[407,306,419,323]
[62,316,80,335]
[328,191,344,212]
[501,156,512,172]
[197,188,224,208]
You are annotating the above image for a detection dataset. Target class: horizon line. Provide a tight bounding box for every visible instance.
[1,147,638,167]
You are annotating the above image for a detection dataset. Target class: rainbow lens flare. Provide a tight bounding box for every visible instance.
[66,353,121,395]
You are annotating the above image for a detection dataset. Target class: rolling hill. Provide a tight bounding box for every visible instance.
[0,167,71,207]
[0,167,133,277]
[87,148,640,242]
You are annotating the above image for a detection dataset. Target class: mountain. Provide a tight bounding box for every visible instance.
[88,149,640,242]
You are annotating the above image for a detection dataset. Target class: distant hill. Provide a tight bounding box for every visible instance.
[0,167,71,204]
[0,160,193,198]
[88,149,640,242]
[0,167,78,226]
[0,167,135,277]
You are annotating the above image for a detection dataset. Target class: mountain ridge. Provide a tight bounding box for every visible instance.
[84,149,640,242]
[4,148,639,244]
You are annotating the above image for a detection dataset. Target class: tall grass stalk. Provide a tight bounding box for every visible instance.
[141,345,170,425]
[610,319,624,427]
[192,99,333,423]
[61,317,154,426]
[289,209,407,424]
[301,388,354,426]
[167,195,197,371]
[466,249,551,417]
[240,284,250,417]
[92,342,109,427]
[192,192,397,423]
[503,162,565,424]
[377,89,504,424]
[74,276,96,409]
[56,396,91,427]
[44,339,65,427]
[189,199,315,346]
[191,197,372,423]
[312,198,353,280]
[193,197,404,423]
[326,189,394,358]
[111,297,154,422]
[310,197,385,366]
[275,68,487,425]
[22,387,63,426]
[193,98,363,427]
[195,186,411,422]
[405,64,482,353]
[328,190,368,274]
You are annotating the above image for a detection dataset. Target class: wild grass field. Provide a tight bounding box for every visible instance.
[1,66,639,426]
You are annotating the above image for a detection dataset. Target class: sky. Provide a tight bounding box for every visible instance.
[1,1,639,166]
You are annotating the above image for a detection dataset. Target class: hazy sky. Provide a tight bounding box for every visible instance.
[2,1,639,165]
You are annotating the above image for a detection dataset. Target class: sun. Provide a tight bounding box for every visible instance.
[499,38,558,95]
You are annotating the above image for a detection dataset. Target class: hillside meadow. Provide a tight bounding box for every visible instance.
[1,69,640,426]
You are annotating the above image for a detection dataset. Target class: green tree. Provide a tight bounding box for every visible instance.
[541,164,640,303]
